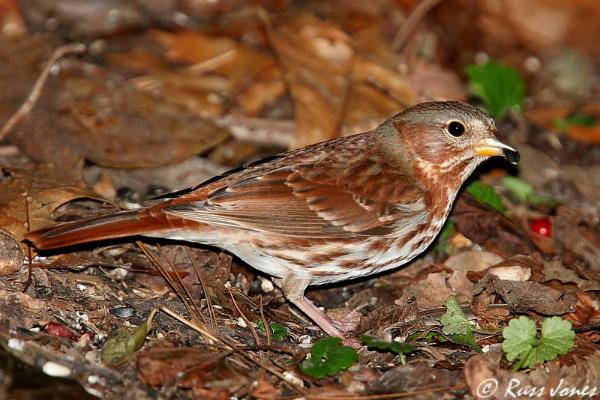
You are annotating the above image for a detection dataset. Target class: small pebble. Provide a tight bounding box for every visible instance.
[109,306,135,318]
[42,361,71,378]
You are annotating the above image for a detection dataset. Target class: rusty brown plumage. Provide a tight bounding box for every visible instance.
[25,101,519,339]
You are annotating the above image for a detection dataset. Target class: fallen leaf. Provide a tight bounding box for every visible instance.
[369,361,463,393]
[137,346,243,399]
[445,250,504,273]
[564,292,600,329]
[473,274,577,316]
[0,164,108,240]
[269,13,354,148]
[0,229,23,276]
[11,60,229,168]
[464,355,530,400]
[542,261,600,292]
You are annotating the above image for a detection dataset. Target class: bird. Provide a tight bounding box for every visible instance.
[25,101,519,338]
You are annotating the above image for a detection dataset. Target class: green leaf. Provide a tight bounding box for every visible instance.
[407,330,448,343]
[502,316,536,363]
[502,316,575,370]
[360,335,416,364]
[501,176,533,203]
[466,180,506,214]
[440,296,480,351]
[433,220,455,254]
[256,320,289,340]
[555,114,598,132]
[440,296,471,336]
[466,61,526,119]
[450,332,480,351]
[300,337,358,378]
[501,176,560,209]
[101,309,157,366]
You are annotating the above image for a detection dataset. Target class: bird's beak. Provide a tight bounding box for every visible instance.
[475,138,520,165]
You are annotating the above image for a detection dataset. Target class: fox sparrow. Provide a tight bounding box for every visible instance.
[25,101,519,338]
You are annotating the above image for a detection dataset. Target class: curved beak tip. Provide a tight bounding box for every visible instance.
[475,138,519,166]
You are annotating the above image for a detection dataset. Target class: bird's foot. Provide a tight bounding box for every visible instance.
[293,297,363,347]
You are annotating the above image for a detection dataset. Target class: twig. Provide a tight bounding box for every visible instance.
[186,248,217,334]
[259,296,272,347]
[162,245,208,327]
[160,305,305,395]
[136,241,213,343]
[228,288,262,348]
[0,43,86,142]
[391,0,445,51]
[159,305,220,343]
[23,193,33,292]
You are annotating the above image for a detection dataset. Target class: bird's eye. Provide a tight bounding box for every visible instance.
[447,121,465,137]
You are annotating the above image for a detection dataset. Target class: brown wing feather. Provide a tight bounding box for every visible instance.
[166,155,427,238]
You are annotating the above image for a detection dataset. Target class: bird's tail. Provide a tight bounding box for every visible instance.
[24,210,165,250]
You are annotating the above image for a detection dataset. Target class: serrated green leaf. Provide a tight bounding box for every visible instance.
[300,337,358,378]
[502,316,575,370]
[533,317,575,365]
[466,181,506,214]
[502,316,537,363]
[439,296,480,351]
[466,61,526,119]
[440,296,472,336]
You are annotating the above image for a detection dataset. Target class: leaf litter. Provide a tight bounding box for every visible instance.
[0,1,599,399]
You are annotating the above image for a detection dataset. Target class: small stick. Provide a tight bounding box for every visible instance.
[391,0,445,51]
[160,305,305,394]
[186,248,217,333]
[229,288,262,348]
[259,296,272,347]
[23,193,33,291]
[0,43,86,142]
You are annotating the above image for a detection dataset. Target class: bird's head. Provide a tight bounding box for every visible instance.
[387,101,519,186]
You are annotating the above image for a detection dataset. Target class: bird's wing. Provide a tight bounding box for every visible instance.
[164,155,427,238]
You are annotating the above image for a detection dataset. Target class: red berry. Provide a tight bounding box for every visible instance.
[45,321,78,341]
[529,217,552,238]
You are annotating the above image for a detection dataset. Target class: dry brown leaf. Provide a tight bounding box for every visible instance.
[0,35,229,168]
[564,292,600,329]
[370,361,463,393]
[464,355,531,400]
[11,60,229,168]
[137,346,245,399]
[0,229,23,276]
[528,349,600,397]
[399,271,454,308]
[0,164,107,240]
[269,13,355,148]
[542,261,600,292]
[473,274,577,316]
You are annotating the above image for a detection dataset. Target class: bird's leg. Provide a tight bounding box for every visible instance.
[276,275,345,338]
